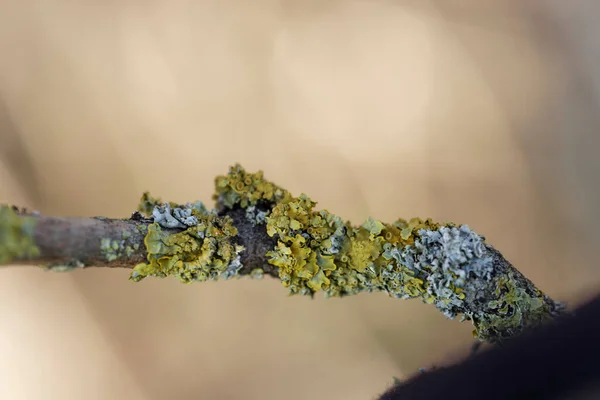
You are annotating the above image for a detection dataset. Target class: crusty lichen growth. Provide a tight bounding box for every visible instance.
[129,164,560,342]
[212,164,562,342]
[45,259,85,272]
[100,231,141,263]
[0,206,40,264]
[130,196,243,283]
[472,269,556,341]
[0,164,561,342]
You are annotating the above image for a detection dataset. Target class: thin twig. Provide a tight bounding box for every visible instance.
[0,164,565,343]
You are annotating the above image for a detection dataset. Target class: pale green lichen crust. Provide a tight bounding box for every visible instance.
[0,206,40,264]
[100,230,141,263]
[44,259,85,272]
[130,194,244,283]
[212,164,561,342]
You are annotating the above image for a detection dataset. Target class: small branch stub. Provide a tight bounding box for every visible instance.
[0,164,564,343]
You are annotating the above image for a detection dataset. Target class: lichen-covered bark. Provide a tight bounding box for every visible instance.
[1,207,149,270]
[0,164,564,343]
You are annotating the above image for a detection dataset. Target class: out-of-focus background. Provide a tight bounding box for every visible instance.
[0,1,599,399]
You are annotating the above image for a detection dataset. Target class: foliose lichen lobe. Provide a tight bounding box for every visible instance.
[212,164,561,341]
[0,206,40,264]
[130,194,243,283]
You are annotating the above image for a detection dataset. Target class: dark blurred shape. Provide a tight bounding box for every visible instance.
[379,294,600,400]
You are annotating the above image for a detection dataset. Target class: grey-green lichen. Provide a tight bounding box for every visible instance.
[212,164,560,342]
[0,206,40,264]
[250,268,264,279]
[382,225,492,317]
[130,196,244,283]
[100,236,139,262]
[245,206,269,226]
[44,259,85,272]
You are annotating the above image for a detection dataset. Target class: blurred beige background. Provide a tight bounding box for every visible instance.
[1,1,599,399]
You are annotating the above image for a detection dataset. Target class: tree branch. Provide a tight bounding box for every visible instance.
[0,164,565,343]
[1,206,280,278]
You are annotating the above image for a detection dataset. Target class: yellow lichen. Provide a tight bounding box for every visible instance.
[257,183,434,298]
[213,164,291,209]
[215,164,442,299]
[0,206,40,265]
[131,208,243,283]
[133,164,559,343]
[392,217,441,246]
[473,270,553,341]
[211,166,486,312]
[138,192,161,216]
